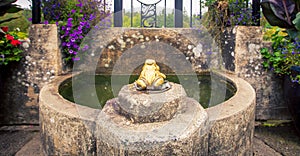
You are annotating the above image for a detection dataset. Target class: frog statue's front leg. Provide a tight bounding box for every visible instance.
[135,78,147,90]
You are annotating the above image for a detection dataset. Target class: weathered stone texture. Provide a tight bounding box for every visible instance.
[39,74,99,155]
[40,104,96,155]
[40,72,256,155]
[0,24,62,124]
[116,83,185,123]
[234,26,290,120]
[208,100,255,155]
[76,28,221,75]
[206,73,256,156]
[96,95,209,155]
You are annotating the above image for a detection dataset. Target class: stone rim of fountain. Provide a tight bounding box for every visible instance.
[39,71,255,155]
[40,71,255,123]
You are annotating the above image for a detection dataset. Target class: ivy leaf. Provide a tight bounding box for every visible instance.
[263,62,270,68]
[274,57,282,62]
[274,51,281,57]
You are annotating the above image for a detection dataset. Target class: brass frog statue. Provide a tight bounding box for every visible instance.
[135,59,171,91]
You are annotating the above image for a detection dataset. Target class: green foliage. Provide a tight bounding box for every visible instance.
[261,0,300,83]
[287,12,300,39]
[261,28,300,83]
[263,24,287,41]
[123,12,142,27]
[261,0,300,39]
[0,10,31,32]
[201,0,257,48]
[202,0,256,30]
[261,120,292,127]
[122,9,194,28]
[294,13,300,31]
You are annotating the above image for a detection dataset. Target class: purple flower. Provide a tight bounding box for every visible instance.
[89,14,96,21]
[66,42,71,47]
[69,50,74,54]
[238,17,243,22]
[72,57,80,61]
[70,33,76,37]
[76,2,82,7]
[73,44,79,49]
[82,45,89,51]
[71,9,76,14]
[206,51,213,55]
[291,79,298,83]
[71,38,76,42]
[79,21,85,26]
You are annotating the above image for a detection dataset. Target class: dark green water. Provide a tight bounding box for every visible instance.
[59,74,236,109]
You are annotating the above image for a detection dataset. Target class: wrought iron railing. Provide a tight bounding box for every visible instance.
[114,0,260,27]
[32,0,261,27]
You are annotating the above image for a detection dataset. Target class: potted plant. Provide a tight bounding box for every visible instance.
[260,0,300,133]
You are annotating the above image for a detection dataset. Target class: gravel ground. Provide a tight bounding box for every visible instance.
[1,122,300,156]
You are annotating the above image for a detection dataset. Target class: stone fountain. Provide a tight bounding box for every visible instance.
[95,59,208,155]
[39,29,256,155]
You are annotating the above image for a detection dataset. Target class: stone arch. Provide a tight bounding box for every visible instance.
[96,29,214,74]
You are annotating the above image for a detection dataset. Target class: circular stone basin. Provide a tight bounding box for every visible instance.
[58,73,237,109]
[39,72,255,155]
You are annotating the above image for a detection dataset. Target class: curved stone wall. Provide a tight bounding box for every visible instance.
[206,72,256,155]
[76,28,221,75]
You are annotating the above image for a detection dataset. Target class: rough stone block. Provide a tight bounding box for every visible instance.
[0,24,62,124]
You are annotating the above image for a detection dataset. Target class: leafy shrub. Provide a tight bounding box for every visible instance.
[261,0,300,83]
[261,29,300,83]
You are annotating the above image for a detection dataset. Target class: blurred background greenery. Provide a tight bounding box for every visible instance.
[0,9,31,32]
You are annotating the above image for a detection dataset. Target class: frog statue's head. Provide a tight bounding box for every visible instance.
[135,59,171,91]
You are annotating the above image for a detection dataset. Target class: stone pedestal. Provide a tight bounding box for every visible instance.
[95,83,209,155]
[116,83,186,123]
